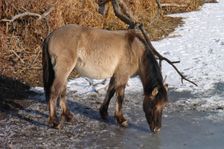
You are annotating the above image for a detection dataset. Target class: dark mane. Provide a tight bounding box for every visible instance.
[143,50,164,94]
[135,33,165,95]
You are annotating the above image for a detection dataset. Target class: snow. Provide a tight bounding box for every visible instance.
[31,1,224,121]
[66,77,143,96]
[153,1,224,120]
[154,1,224,92]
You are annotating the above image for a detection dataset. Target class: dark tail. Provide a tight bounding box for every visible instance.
[42,37,55,102]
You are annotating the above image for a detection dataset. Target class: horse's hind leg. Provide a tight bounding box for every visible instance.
[58,85,74,128]
[48,78,65,128]
[48,60,76,128]
[99,77,116,119]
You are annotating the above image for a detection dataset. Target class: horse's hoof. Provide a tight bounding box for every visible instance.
[65,112,74,122]
[121,120,128,127]
[48,119,59,128]
[114,113,128,127]
[69,116,78,124]
[56,123,63,130]
[99,107,108,120]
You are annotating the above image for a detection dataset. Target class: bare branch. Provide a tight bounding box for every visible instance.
[1,7,54,23]
[103,0,197,86]
[155,0,162,9]
[98,0,111,6]
[41,7,54,18]
[44,17,51,35]
[138,24,197,86]
[111,0,136,28]
[1,12,41,22]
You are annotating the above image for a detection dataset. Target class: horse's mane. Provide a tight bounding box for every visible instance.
[129,30,165,95]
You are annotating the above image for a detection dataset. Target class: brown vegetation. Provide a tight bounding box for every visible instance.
[161,0,204,14]
[0,0,208,86]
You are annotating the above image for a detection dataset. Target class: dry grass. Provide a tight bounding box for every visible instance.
[161,0,204,14]
[0,0,205,86]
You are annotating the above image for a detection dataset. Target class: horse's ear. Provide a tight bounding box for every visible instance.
[163,75,168,92]
[164,83,168,92]
[152,87,159,97]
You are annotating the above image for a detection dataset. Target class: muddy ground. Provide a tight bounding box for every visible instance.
[0,81,224,148]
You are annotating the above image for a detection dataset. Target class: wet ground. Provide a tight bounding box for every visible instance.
[0,84,224,148]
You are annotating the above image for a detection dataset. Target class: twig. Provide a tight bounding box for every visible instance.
[31,49,41,66]
[92,79,108,87]
[161,3,187,8]
[148,1,161,26]
[85,78,94,86]
[84,78,109,95]
[10,49,25,64]
[111,0,136,28]
[138,24,197,86]
[30,67,42,70]
[44,18,51,35]
[156,0,162,9]
[41,7,54,18]
[1,7,54,23]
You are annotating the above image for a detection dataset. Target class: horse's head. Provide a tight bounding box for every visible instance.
[143,84,168,133]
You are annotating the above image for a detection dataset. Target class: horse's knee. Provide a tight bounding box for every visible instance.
[51,79,64,94]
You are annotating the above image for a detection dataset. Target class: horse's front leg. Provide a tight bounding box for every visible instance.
[114,85,128,127]
[100,77,116,119]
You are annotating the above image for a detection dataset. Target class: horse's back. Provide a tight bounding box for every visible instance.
[45,24,141,79]
[47,24,82,55]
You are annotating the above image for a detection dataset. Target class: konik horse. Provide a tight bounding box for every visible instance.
[42,24,168,132]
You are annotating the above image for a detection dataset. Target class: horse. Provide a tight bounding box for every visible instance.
[42,24,168,133]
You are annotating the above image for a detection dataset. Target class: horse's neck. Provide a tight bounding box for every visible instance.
[139,51,163,95]
[140,73,158,95]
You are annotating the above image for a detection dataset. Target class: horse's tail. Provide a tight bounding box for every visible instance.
[42,37,55,102]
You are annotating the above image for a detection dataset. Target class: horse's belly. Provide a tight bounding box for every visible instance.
[76,61,117,79]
